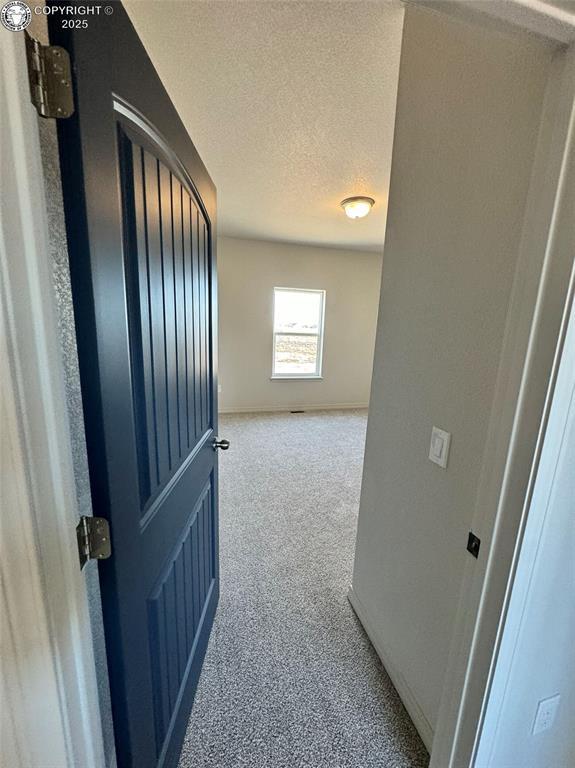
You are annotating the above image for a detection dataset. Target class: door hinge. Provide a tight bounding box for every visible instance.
[25,31,74,119]
[76,516,111,569]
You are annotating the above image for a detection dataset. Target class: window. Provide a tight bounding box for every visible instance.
[272,287,325,378]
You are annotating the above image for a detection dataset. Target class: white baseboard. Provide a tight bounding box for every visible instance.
[219,402,369,414]
[347,585,435,752]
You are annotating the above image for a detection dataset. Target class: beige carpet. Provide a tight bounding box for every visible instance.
[179,410,429,768]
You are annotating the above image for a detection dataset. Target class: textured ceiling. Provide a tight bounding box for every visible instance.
[124,1,405,252]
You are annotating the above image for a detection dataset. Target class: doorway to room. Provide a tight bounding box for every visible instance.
[6,2,573,768]
[179,408,428,767]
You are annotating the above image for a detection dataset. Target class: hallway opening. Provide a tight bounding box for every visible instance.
[180,411,428,768]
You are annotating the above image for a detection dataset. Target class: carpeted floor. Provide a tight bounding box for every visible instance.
[179,410,429,768]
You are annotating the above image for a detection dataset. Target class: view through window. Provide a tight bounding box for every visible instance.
[272,288,325,377]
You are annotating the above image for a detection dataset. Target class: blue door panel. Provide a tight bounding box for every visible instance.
[49,5,220,767]
[148,478,216,758]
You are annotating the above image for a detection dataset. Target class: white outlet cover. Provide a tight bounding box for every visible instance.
[532,694,560,734]
[429,426,451,469]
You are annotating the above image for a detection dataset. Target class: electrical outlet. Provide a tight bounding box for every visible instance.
[532,694,560,734]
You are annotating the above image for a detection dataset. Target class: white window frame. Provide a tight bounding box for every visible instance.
[271,287,326,380]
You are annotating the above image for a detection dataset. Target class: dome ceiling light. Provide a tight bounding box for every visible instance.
[340,196,375,219]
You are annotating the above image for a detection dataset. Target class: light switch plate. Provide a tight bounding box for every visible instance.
[429,426,451,469]
[532,694,560,734]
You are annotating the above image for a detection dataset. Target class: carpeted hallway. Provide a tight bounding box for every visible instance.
[179,410,429,768]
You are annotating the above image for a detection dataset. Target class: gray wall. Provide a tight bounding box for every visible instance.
[218,237,382,412]
[351,6,554,743]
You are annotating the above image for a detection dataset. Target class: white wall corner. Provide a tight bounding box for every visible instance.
[347,586,435,752]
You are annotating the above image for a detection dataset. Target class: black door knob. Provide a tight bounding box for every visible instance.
[213,438,230,451]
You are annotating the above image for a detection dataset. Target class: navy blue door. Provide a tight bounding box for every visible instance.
[49,4,220,767]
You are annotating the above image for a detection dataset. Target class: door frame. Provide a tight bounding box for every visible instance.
[473,269,575,766]
[430,36,575,768]
[0,29,105,768]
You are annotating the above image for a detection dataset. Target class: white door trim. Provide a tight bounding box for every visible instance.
[474,269,575,767]
[431,41,575,768]
[0,30,105,768]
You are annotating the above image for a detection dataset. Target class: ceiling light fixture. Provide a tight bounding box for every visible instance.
[341,196,375,219]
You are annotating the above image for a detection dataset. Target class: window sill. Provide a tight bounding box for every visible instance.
[270,375,323,381]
